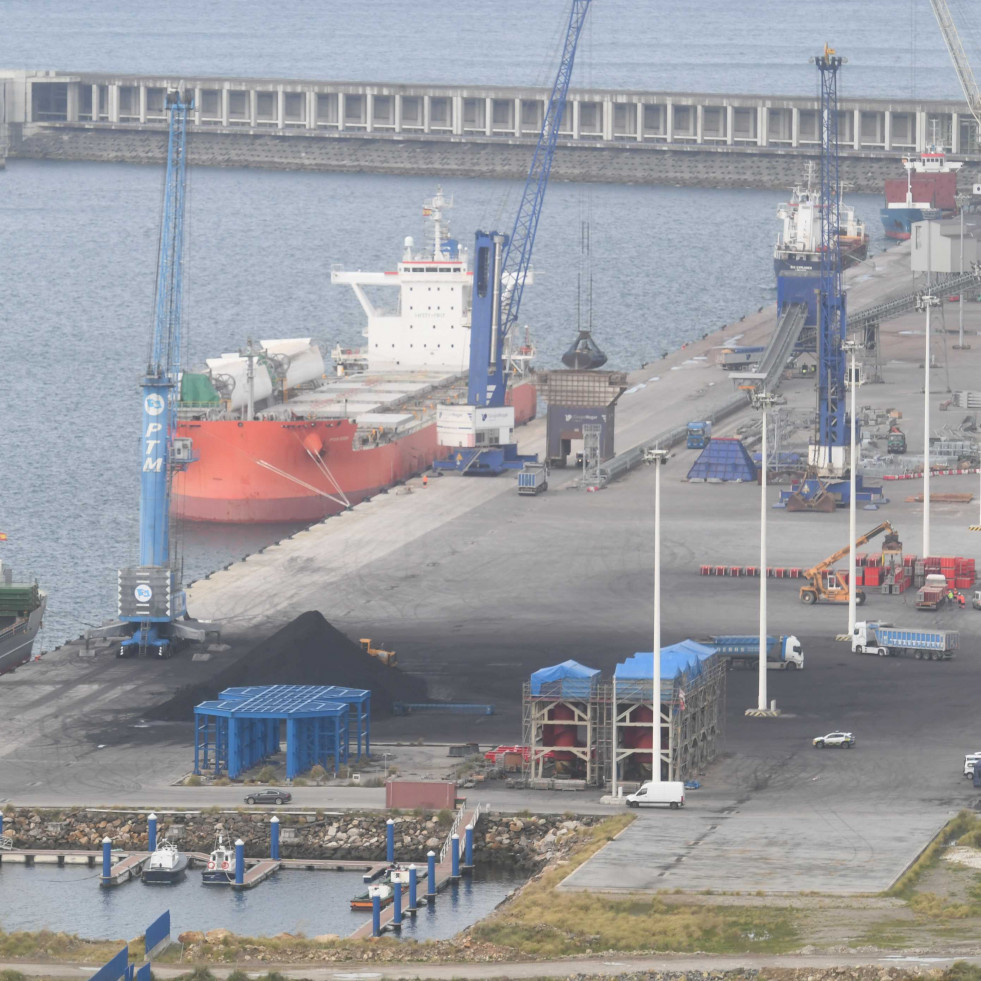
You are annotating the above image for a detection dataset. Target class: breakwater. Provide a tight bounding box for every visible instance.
[1,807,598,868]
[5,69,981,189]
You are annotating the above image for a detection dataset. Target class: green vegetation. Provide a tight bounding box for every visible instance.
[942,962,981,981]
[889,810,977,899]
[183,774,201,787]
[255,766,277,784]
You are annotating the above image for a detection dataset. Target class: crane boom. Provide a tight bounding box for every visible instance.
[799,520,901,606]
[467,0,591,409]
[804,521,897,579]
[499,0,591,343]
[930,0,981,130]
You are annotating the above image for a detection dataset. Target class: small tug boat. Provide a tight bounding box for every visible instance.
[350,864,411,911]
[201,833,236,885]
[142,839,189,885]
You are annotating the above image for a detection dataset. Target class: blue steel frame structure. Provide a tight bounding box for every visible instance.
[194,684,371,779]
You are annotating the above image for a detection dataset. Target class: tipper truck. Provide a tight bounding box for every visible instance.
[517,462,548,496]
[707,635,804,670]
[851,621,959,661]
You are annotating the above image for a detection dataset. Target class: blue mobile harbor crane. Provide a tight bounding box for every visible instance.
[88,91,215,658]
[781,48,882,511]
[434,0,591,474]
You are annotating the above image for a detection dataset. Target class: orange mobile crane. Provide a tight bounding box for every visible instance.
[799,521,901,605]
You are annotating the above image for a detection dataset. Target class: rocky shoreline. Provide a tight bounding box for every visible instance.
[1,807,598,869]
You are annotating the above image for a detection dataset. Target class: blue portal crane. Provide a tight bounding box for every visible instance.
[466,0,591,410]
[812,46,849,476]
[114,91,203,657]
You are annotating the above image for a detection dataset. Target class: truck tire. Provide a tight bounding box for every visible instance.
[878,648,887,657]
[786,662,798,670]
[801,590,817,605]
[670,802,680,809]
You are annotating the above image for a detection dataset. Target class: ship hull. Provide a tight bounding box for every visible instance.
[0,594,47,675]
[879,206,944,241]
[174,381,537,524]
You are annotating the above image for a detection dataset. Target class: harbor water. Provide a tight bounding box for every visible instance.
[0,861,522,940]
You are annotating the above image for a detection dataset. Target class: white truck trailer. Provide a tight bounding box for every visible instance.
[851,621,959,661]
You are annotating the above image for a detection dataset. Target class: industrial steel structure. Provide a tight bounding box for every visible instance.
[521,646,726,789]
[193,684,371,779]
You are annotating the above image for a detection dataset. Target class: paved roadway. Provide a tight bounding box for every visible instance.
[2,241,981,900]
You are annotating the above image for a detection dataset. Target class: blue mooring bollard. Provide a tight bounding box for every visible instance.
[408,864,418,911]
[427,850,436,899]
[451,834,460,878]
[235,839,245,886]
[393,872,402,927]
[147,813,157,853]
[465,823,474,869]
[372,892,381,937]
[386,818,394,864]
[101,836,112,880]
[270,816,280,861]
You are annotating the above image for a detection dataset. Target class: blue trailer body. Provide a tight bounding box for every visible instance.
[852,621,959,660]
[707,635,803,669]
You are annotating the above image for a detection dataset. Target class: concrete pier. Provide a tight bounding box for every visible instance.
[2,70,979,189]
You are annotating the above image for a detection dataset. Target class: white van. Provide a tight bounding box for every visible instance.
[625,780,685,809]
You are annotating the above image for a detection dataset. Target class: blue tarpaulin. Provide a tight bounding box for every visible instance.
[530,659,600,697]
[614,640,717,681]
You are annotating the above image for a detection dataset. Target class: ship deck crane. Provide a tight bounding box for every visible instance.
[799,520,901,606]
[87,91,215,657]
[930,0,981,134]
[435,0,591,475]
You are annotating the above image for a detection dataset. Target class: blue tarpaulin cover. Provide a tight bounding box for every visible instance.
[530,659,600,697]
[614,640,717,681]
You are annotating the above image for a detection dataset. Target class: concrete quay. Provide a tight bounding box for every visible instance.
[6,69,981,188]
[0,239,979,902]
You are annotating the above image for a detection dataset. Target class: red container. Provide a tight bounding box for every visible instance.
[864,567,882,587]
[855,552,867,568]
[956,576,974,589]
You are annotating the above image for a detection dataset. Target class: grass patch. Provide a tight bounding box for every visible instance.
[0,929,123,964]
[888,810,978,899]
[469,814,796,957]
[942,962,981,981]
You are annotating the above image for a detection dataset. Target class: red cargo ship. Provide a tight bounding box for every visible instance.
[173,190,537,524]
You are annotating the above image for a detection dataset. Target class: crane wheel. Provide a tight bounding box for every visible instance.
[801,591,817,605]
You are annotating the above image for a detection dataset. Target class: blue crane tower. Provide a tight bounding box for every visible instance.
[467,0,591,411]
[811,46,849,478]
[434,0,591,476]
[104,90,214,657]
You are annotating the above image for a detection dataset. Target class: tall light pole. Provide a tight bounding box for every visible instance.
[844,341,860,635]
[644,447,669,783]
[916,289,939,557]
[749,391,776,713]
[956,193,969,350]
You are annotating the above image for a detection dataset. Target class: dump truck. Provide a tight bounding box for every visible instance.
[517,462,548,495]
[706,634,804,670]
[886,428,907,454]
[851,621,959,661]
[686,420,712,449]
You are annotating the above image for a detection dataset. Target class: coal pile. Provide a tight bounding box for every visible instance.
[149,611,427,721]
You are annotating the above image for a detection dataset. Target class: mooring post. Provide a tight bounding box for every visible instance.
[407,863,418,911]
[101,836,112,881]
[392,872,403,928]
[464,823,474,869]
[147,813,157,852]
[372,893,381,937]
[427,850,436,900]
[270,816,280,861]
[451,834,460,878]
[235,839,245,886]
[386,818,394,863]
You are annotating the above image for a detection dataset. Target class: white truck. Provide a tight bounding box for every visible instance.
[517,462,548,496]
[851,621,959,661]
[625,780,685,809]
[707,635,804,670]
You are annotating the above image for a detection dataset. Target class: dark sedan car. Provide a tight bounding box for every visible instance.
[243,789,292,805]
